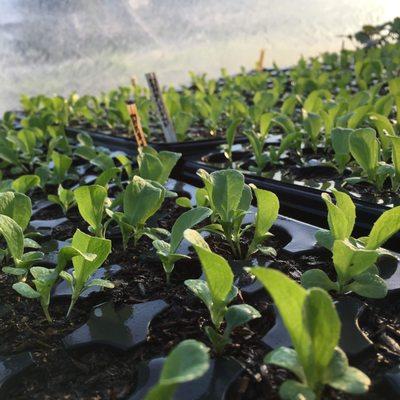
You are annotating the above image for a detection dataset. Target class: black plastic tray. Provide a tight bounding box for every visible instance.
[65,126,248,155]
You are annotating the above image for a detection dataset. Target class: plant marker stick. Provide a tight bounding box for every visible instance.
[126,103,147,148]
[256,48,265,72]
[145,72,177,142]
[131,76,137,89]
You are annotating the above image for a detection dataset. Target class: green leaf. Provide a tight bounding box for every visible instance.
[349,128,379,178]
[95,167,120,187]
[74,185,107,234]
[144,339,209,400]
[0,214,24,262]
[52,151,72,183]
[331,128,352,172]
[279,380,316,400]
[170,207,212,253]
[12,282,40,299]
[71,229,111,290]
[159,339,209,385]
[225,304,261,334]
[183,229,210,250]
[185,279,213,309]
[333,239,379,284]
[329,366,370,394]
[123,176,165,226]
[301,269,339,292]
[12,175,40,194]
[193,245,233,305]
[175,197,192,208]
[346,273,387,299]
[86,278,115,289]
[265,347,305,381]
[211,169,244,222]
[0,191,32,231]
[321,191,355,241]
[366,206,400,250]
[226,118,241,151]
[304,288,340,380]
[250,186,279,251]
[250,268,309,367]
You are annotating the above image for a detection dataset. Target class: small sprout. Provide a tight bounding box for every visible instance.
[144,339,210,400]
[48,185,75,214]
[60,229,112,317]
[74,184,109,237]
[250,268,370,400]
[153,206,212,283]
[184,230,260,354]
[107,176,168,248]
[197,169,279,259]
[12,245,96,322]
[308,190,400,298]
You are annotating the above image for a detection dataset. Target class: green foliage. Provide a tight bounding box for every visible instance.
[48,185,75,214]
[74,184,109,237]
[60,229,112,317]
[197,169,279,259]
[12,245,96,322]
[250,268,370,399]
[310,191,400,298]
[185,230,260,353]
[153,207,212,283]
[106,176,167,248]
[137,147,181,185]
[144,340,210,400]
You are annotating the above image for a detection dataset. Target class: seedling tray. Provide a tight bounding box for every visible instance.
[1,171,399,399]
[65,126,249,156]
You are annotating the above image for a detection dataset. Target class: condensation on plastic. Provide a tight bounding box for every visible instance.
[0,0,399,112]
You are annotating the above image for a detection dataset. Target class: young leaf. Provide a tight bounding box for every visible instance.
[366,206,400,250]
[74,185,107,237]
[144,339,209,400]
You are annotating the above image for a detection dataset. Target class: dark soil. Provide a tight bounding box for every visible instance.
[1,173,399,399]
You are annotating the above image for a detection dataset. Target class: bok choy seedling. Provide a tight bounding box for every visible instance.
[137,147,181,185]
[144,339,210,400]
[250,268,370,400]
[12,245,96,322]
[184,230,260,354]
[0,192,43,277]
[48,184,75,214]
[74,184,110,237]
[60,229,112,317]
[106,176,168,248]
[303,190,400,298]
[153,207,212,283]
[197,169,279,259]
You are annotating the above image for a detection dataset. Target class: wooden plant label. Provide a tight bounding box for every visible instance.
[126,103,147,148]
[145,72,177,142]
[256,48,265,72]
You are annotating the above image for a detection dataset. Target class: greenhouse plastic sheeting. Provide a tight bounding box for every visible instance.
[0,0,399,112]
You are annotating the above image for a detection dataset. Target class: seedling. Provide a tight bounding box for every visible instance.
[48,185,75,214]
[305,190,400,298]
[12,245,96,322]
[74,184,109,237]
[197,169,279,259]
[137,147,181,185]
[144,339,210,400]
[250,268,370,400]
[0,192,43,276]
[60,229,112,317]
[106,176,168,248]
[184,230,260,354]
[153,207,212,283]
